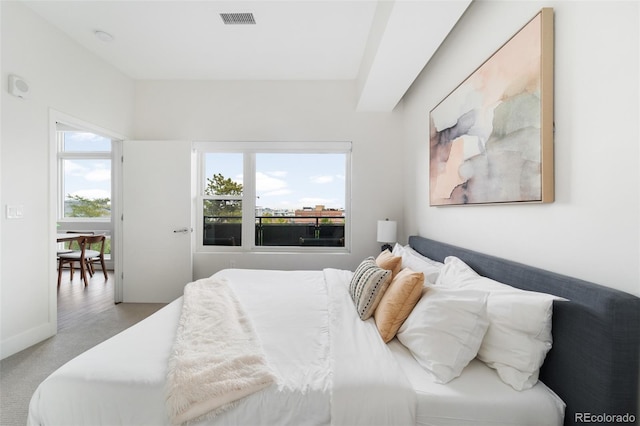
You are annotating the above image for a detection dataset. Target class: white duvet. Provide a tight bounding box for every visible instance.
[28,268,564,426]
[28,268,416,426]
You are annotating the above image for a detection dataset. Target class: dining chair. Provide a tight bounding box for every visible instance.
[83,234,108,281]
[57,235,107,287]
[56,231,95,279]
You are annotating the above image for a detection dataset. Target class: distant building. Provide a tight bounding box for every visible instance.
[255,205,344,224]
[294,205,344,223]
[256,207,294,217]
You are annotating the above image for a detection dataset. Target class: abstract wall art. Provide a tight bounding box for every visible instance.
[429,8,554,206]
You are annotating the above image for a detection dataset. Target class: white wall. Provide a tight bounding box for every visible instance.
[402,0,639,296]
[4,0,636,361]
[0,2,134,358]
[133,80,404,278]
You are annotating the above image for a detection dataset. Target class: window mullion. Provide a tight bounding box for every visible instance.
[198,150,206,196]
[59,151,111,160]
[196,151,204,251]
[57,132,65,219]
[204,195,242,201]
[243,153,256,249]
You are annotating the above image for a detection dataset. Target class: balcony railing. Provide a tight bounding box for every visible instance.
[204,216,345,247]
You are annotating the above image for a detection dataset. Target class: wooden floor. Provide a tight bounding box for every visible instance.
[57,268,115,331]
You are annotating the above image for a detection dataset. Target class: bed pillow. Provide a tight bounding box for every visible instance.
[373,268,424,343]
[397,286,489,383]
[436,256,557,391]
[349,257,393,320]
[391,242,406,256]
[392,243,443,284]
[375,250,402,278]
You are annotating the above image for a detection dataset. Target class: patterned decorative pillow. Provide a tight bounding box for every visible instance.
[349,257,393,320]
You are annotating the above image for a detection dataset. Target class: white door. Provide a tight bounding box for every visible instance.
[122,140,193,302]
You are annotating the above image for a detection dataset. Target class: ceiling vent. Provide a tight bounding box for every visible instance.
[220,13,256,25]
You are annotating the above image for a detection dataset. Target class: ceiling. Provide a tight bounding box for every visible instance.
[22,0,472,111]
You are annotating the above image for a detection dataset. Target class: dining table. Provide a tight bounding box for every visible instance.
[56,233,95,243]
[57,233,96,251]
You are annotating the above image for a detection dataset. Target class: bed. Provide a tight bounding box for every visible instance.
[28,235,639,426]
[407,236,640,425]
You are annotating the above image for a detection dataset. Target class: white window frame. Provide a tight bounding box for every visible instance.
[194,141,352,253]
[57,130,113,223]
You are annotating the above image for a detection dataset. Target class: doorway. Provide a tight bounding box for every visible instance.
[50,111,124,332]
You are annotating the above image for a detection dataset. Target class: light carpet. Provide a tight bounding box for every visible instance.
[0,303,165,426]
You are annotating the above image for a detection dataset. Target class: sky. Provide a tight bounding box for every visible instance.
[205,152,346,211]
[62,132,346,212]
[62,132,112,201]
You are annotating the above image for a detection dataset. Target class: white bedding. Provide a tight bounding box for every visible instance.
[28,268,564,426]
[165,276,276,424]
[388,339,565,426]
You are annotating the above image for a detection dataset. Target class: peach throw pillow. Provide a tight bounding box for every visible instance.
[375,250,402,278]
[374,268,425,342]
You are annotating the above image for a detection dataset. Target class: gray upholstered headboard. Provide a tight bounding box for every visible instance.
[408,235,640,426]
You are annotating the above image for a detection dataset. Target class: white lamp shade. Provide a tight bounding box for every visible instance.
[377,220,397,243]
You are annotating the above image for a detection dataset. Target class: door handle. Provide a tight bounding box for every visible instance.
[173,227,192,234]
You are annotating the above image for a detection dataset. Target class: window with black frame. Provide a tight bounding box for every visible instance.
[198,143,350,251]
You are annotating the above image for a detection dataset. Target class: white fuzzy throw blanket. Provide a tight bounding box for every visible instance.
[165,277,276,425]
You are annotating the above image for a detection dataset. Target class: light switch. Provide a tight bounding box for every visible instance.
[6,205,24,219]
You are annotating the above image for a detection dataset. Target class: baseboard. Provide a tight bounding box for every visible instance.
[1,322,55,360]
